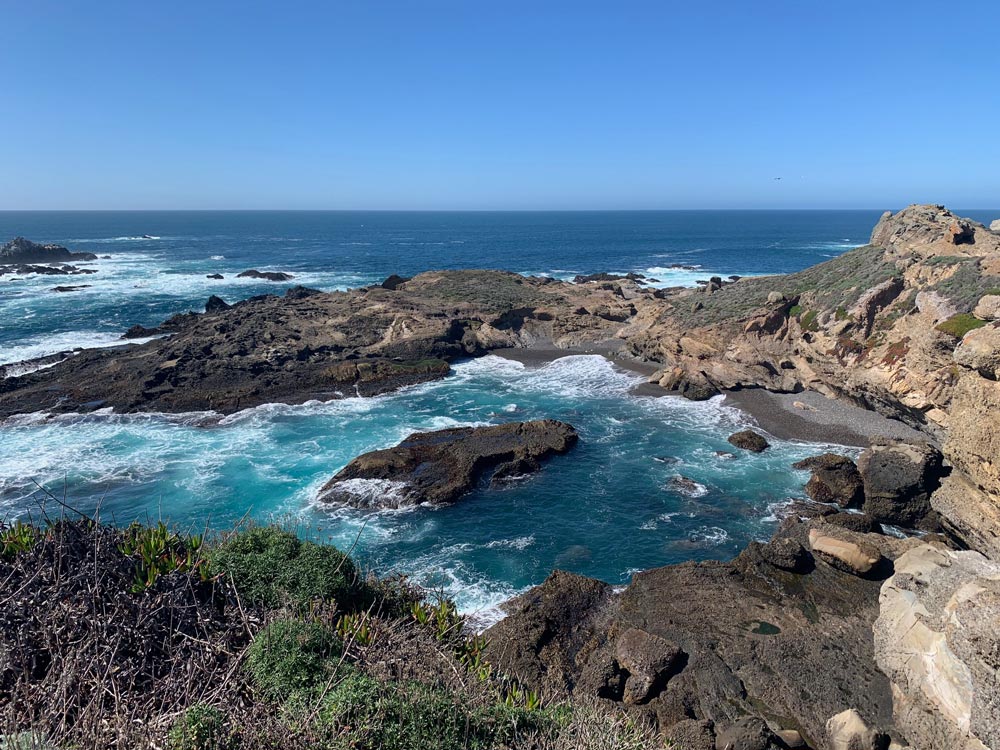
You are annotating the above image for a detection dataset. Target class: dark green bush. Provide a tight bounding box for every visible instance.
[208,526,366,609]
[168,704,228,750]
[245,619,341,701]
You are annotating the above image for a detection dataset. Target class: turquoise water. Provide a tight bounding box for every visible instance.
[0,354,845,623]
[10,209,992,622]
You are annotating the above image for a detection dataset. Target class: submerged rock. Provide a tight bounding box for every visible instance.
[317,420,578,508]
[727,429,770,452]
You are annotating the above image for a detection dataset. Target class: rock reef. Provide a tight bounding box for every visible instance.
[318,420,578,508]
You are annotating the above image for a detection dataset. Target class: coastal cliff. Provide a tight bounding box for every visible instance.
[2,206,999,749]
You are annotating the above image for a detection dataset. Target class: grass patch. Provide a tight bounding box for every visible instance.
[936,313,987,338]
[799,309,819,332]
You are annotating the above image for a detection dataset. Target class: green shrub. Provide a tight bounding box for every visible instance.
[799,309,819,332]
[318,670,563,750]
[168,705,228,750]
[936,313,987,339]
[1,520,39,560]
[208,526,366,609]
[245,619,341,700]
[787,304,802,317]
[835,306,848,321]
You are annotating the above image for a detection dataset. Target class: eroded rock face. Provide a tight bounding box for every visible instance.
[874,544,1000,750]
[857,441,945,530]
[793,453,864,508]
[317,420,578,508]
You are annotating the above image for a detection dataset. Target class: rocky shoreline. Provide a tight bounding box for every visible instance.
[2,205,1000,749]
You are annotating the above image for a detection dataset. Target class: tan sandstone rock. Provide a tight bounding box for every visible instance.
[973,294,1000,321]
[874,544,1000,750]
[808,528,882,575]
[826,708,886,750]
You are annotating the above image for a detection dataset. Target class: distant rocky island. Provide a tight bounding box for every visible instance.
[2,206,999,750]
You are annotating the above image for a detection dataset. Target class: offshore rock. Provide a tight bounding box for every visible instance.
[727,429,770,452]
[236,269,294,281]
[317,420,578,508]
[0,237,98,263]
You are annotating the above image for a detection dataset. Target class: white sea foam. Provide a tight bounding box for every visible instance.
[689,526,730,545]
[322,478,412,509]
[0,331,161,369]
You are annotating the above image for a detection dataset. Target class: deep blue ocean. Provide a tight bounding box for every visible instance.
[2,210,995,622]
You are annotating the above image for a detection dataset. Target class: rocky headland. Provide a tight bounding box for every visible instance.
[2,205,1000,749]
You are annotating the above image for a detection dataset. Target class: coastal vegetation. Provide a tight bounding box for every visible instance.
[0,515,658,750]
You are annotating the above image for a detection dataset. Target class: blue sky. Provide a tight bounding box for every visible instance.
[3,1,998,210]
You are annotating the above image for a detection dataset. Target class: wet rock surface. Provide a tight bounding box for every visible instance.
[727,429,770,452]
[317,420,578,508]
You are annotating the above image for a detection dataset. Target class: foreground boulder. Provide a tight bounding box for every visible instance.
[317,420,578,508]
[793,453,864,508]
[874,544,1000,750]
[857,441,945,529]
[1,236,98,263]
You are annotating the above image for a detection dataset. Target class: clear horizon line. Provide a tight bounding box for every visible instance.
[4,205,994,213]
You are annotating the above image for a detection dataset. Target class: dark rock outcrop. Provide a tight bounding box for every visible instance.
[487,518,921,748]
[857,441,946,530]
[0,270,647,416]
[206,273,224,279]
[317,420,578,508]
[793,453,864,508]
[1,237,98,263]
[204,295,230,314]
[50,285,91,293]
[727,429,770,452]
[380,274,410,290]
[236,269,294,281]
